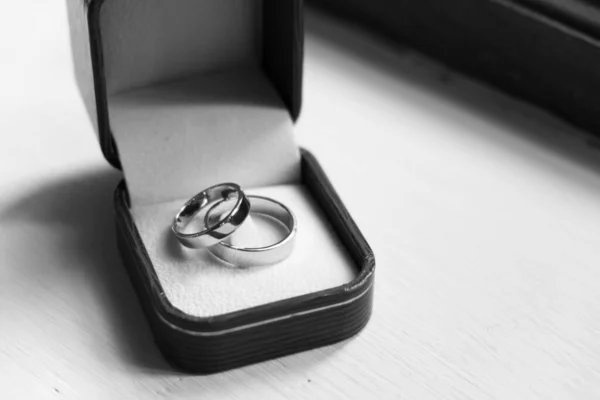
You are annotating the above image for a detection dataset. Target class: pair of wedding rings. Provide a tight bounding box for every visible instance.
[171,183,297,268]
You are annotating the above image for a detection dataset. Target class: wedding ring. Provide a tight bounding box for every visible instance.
[172,183,250,249]
[206,195,297,268]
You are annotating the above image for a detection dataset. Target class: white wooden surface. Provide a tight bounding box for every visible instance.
[2,2,600,399]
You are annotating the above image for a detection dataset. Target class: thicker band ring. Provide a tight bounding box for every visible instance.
[172,183,250,249]
[206,195,297,268]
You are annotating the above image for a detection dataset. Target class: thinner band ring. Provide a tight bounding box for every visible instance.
[172,183,250,249]
[205,195,297,268]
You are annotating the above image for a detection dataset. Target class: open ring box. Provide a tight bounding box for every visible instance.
[67,0,375,373]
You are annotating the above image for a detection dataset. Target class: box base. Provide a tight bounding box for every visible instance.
[114,149,375,373]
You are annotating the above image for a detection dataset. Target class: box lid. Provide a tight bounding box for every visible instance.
[70,0,304,169]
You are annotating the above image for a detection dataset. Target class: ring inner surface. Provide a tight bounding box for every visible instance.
[175,185,241,237]
[205,196,295,250]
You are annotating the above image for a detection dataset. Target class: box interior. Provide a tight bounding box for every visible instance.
[100,0,357,317]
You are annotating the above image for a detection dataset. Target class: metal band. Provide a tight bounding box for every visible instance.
[172,183,250,249]
[207,195,297,267]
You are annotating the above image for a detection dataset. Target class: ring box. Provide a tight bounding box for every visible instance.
[67,0,374,373]
[310,0,600,137]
